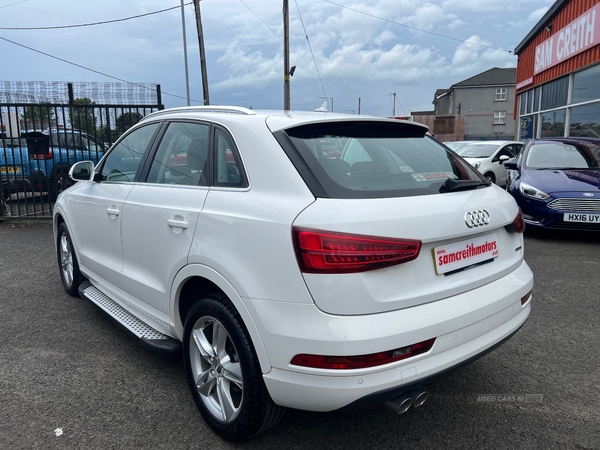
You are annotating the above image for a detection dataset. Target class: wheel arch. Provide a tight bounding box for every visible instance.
[171,264,271,374]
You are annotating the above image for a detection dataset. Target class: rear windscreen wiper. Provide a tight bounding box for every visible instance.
[439,177,490,193]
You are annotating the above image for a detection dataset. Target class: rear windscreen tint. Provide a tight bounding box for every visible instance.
[276,121,485,199]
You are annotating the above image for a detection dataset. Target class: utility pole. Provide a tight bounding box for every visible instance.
[358,97,361,115]
[193,0,210,105]
[392,92,396,117]
[283,0,291,111]
[180,0,190,106]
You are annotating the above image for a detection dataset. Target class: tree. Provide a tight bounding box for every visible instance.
[116,111,143,134]
[21,104,55,130]
[69,98,97,136]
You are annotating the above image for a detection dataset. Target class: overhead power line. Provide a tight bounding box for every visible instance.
[321,0,514,54]
[0,35,203,104]
[0,3,192,30]
[238,0,358,99]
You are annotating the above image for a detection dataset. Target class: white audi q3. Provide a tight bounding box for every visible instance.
[53,106,533,441]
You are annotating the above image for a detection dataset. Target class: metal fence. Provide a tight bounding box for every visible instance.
[0,83,163,220]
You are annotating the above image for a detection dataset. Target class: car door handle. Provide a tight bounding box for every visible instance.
[106,207,120,217]
[167,219,188,229]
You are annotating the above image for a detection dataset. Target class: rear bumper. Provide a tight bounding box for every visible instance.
[249,261,533,412]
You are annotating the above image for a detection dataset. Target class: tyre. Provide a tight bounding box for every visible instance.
[56,222,82,296]
[183,294,285,442]
[49,169,71,201]
[484,172,496,184]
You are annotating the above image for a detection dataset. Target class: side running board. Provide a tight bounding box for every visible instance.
[78,281,182,356]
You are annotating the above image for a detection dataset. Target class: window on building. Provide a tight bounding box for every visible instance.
[569,102,600,137]
[495,88,507,101]
[572,63,600,105]
[519,92,527,115]
[541,109,566,138]
[541,76,568,111]
[494,111,506,124]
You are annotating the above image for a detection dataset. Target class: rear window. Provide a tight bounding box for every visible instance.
[276,121,485,199]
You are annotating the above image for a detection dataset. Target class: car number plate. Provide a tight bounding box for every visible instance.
[0,166,21,174]
[433,233,499,275]
[563,213,600,223]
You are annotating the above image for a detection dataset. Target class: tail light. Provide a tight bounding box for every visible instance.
[291,338,436,370]
[505,209,525,233]
[31,150,53,160]
[521,291,532,305]
[293,228,421,274]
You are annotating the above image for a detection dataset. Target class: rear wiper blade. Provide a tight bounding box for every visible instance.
[439,177,490,193]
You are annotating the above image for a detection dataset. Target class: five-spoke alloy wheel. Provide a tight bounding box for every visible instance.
[56,222,82,296]
[183,294,284,442]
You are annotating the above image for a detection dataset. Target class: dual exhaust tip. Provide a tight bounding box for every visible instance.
[384,390,429,415]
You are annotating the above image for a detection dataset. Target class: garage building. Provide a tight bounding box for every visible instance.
[514,0,600,140]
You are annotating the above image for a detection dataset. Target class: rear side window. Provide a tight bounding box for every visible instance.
[276,121,484,199]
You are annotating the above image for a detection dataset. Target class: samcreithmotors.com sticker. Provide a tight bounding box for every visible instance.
[433,233,499,274]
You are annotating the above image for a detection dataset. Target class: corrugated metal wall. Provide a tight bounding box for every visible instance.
[516,0,600,93]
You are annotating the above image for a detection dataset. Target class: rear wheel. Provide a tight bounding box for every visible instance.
[183,294,284,442]
[49,169,71,201]
[56,222,82,296]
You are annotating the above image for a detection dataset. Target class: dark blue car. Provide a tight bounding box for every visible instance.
[504,137,600,231]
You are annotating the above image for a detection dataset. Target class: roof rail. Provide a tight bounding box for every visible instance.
[145,105,256,120]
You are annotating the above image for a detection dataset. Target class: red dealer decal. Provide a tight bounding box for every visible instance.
[433,233,499,275]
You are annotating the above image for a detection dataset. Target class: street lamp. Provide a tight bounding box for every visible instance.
[318,97,333,112]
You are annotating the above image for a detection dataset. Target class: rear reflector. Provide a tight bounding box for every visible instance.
[293,228,421,273]
[291,338,436,370]
[521,291,532,305]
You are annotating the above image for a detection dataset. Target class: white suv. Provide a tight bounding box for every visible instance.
[53,107,533,441]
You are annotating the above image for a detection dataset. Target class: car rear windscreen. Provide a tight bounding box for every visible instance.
[276,121,486,199]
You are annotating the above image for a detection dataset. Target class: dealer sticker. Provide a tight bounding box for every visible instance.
[563,213,600,223]
[433,233,499,275]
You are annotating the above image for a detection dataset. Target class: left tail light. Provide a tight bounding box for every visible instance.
[505,209,525,234]
[293,228,422,274]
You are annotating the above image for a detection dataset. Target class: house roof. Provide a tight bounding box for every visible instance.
[434,89,449,98]
[452,67,516,88]
[514,0,568,55]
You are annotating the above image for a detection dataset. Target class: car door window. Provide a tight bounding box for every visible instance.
[100,123,159,182]
[493,147,513,162]
[214,128,246,187]
[146,122,209,186]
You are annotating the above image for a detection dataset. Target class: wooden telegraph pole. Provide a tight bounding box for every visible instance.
[193,0,210,105]
[283,0,291,111]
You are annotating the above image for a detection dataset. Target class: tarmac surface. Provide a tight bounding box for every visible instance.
[1,220,599,449]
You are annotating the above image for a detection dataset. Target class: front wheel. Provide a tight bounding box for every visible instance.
[484,172,496,184]
[183,294,284,442]
[56,222,82,296]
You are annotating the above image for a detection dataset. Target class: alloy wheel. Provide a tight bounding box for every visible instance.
[189,316,244,423]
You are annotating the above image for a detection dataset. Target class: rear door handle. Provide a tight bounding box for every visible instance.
[167,219,188,229]
[106,207,120,218]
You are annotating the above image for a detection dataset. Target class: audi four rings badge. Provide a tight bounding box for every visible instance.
[465,210,490,228]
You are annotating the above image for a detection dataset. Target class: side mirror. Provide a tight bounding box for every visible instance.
[499,155,510,164]
[503,159,518,170]
[69,161,95,181]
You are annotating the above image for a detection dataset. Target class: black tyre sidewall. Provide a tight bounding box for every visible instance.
[183,295,270,442]
[485,172,496,184]
[56,223,81,296]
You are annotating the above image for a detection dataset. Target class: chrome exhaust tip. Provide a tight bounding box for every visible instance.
[412,390,429,408]
[384,394,413,415]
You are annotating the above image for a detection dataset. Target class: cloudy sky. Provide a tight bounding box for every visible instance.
[0,0,552,117]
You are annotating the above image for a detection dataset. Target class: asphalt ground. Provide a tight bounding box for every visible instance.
[1,220,599,450]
